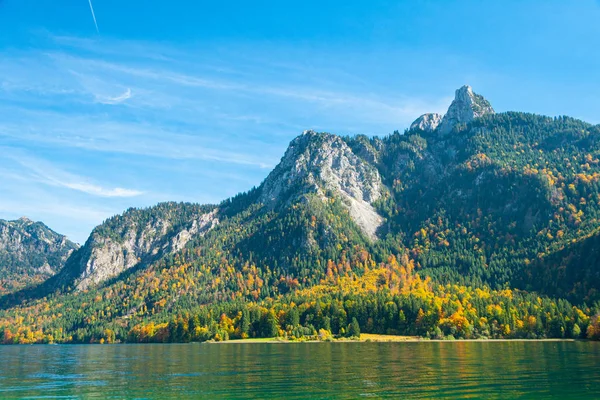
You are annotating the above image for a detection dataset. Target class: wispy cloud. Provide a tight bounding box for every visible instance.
[0,113,279,169]
[46,51,447,123]
[0,189,118,244]
[96,87,132,104]
[4,38,450,127]
[0,168,126,243]
[50,181,142,198]
[2,150,144,198]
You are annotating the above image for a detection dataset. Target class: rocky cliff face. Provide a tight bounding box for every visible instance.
[260,130,384,239]
[64,204,218,290]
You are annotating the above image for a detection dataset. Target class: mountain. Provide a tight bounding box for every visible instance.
[2,85,600,344]
[0,218,78,294]
[12,131,385,300]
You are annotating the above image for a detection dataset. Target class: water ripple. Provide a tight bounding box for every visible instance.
[0,342,598,399]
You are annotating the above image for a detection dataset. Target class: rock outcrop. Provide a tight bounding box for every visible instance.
[260,130,384,239]
[410,113,443,132]
[437,85,495,134]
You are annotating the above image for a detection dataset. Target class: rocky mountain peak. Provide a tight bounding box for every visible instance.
[18,216,33,224]
[259,130,384,239]
[437,85,495,134]
[409,85,494,135]
[409,113,443,132]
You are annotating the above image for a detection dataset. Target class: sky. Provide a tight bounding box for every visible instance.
[1,0,599,244]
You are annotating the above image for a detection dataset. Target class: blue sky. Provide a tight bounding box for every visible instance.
[1,0,599,243]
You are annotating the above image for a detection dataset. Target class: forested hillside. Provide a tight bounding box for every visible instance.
[2,85,600,344]
[374,111,600,296]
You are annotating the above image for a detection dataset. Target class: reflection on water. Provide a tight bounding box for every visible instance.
[0,341,599,399]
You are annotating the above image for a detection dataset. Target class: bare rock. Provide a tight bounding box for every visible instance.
[72,206,218,290]
[260,130,384,239]
[410,113,443,132]
[438,85,495,134]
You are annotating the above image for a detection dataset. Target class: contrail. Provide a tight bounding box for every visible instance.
[88,0,99,33]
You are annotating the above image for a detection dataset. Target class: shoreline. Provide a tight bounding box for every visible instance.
[213,334,585,344]
[0,337,588,346]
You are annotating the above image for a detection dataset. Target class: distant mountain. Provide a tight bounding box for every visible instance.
[0,217,78,294]
[2,85,600,344]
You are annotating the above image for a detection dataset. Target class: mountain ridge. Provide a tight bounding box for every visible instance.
[7,84,597,296]
[2,85,600,344]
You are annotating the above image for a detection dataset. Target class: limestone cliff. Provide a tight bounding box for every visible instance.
[62,204,218,290]
[410,113,443,132]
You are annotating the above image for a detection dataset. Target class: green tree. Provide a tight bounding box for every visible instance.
[286,307,300,327]
[261,310,279,337]
[571,323,581,338]
[347,317,360,338]
[241,309,251,337]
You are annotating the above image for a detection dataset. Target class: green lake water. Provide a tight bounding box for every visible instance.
[0,341,599,399]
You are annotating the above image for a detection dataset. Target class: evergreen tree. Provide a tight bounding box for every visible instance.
[348,317,361,338]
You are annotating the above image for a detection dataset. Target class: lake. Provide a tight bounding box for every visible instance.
[0,341,599,399]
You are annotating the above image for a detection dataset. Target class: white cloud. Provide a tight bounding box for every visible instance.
[54,181,142,198]
[2,150,144,198]
[36,43,449,127]
[0,198,109,227]
[96,87,132,104]
[30,167,144,198]
[59,53,444,123]
[0,104,282,168]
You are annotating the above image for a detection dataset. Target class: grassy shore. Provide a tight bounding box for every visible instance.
[359,334,418,342]
[213,333,581,344]
[219,337,282,344]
